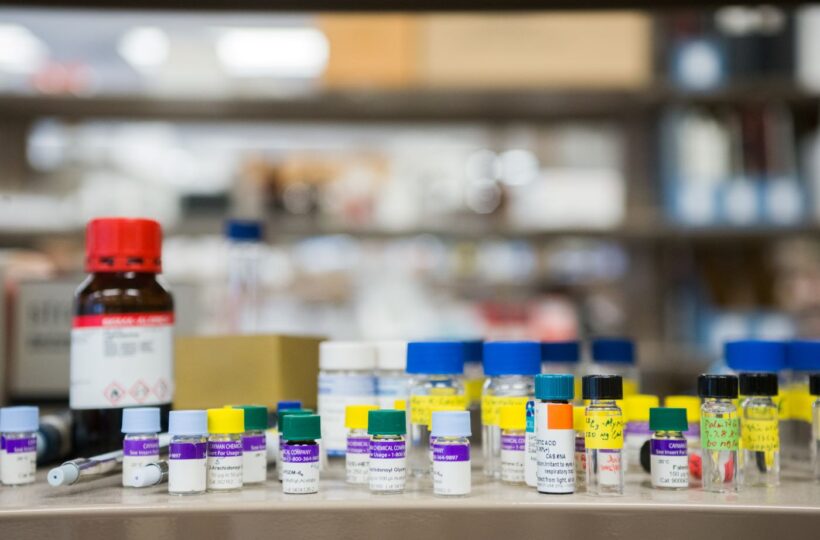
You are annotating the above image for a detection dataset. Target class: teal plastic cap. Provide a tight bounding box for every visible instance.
[535,374,574,401]
[649,407,688,432]
[368,409,406,436]
[282,414,321,441]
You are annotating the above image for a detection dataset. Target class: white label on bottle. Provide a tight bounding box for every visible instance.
[70,313,174,409]
[500,433,525,483]
[376,375,408,409]
[650,439,689,489]
[168,441,207,494]
[535,402,575,494]
[432,443,471,496]
[524,400,537,487]
[122,438,160,487]
[282,444,320,494]
[317,373,376,456]
[346,436,370,484]
[594,449,623,488]
[369,439,406,492]
[241,434,267,484]
[1,436,36,485]
[207,440,243,491]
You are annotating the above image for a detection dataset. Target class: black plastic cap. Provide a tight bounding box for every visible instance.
[739,372,778,396]
[582,375,623,400]
[698,374,738,399]
[810,373,820,396]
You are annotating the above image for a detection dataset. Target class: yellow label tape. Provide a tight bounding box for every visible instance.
[742,418,779,452]
[410,394,467,426]
[481,395,529,426]
[584,410,624,450]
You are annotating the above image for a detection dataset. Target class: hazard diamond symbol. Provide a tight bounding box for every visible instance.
[103,382,126,406]
[152,379,169,401]
[129,380,151,403]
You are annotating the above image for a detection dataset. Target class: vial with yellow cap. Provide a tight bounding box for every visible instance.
[499,404,526,484]
[345,405,379,485]
[573,406,586,489]
[207,407,244,492]
[623,394,659,472]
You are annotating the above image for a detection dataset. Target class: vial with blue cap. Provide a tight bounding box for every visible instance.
[225,218,264,334]
[541,341,580,377]
[739,372,780,487]
[534,374,575,494]
[590,338,639,397]
[431,410,472,496]
[407,341,466,476]
[0,406,39,485]
[783,341,819,458]
[810,374,820,481]
[481,341,539,480]
[168,410,208,495]
[122,407,161,487]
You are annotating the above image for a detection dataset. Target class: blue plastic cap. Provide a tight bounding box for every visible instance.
[725,340,786,373]
[225,219,263,242]
[541,341,580,364]
[122,407,161,434]
[787,341,820,372]
[407,341,465,375]
[535,374,575,401]
[592,338,635,364]
[277,400,302,410]
[0,406,39,432]
[169,410,207,437]
[431,410,471,437]
[483,341,541,376]
[463,340,484,365]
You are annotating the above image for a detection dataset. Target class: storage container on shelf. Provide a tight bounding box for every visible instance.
[374,341,409,410]
[590,338,639,397]
[224,219,264,334]
[462,340,484,444]
[541,341,581,401]
[783,341,820,459]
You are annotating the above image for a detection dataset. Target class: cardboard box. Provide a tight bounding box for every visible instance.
[174,334,322,411]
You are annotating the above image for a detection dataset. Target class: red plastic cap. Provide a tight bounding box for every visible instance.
[85,217,163,273]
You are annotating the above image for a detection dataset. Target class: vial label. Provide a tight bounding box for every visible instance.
[242,434,267,484]
[650,439,688,488]
[500,434,525,483]
[346,436,370,484]
[742,419,779,452]
[535,403,575,494]
[409,395,468,428]
[585,411,624,450]
[481,395,529,427]
[432,443,471,496]
[702,416,739,451]
[70,313,174,409]
[1,436,36,485]
[207,440,243,491]
[376,375,408,409]
[168,442,207,494]
[595,449,623,487]
[122,438,160,487]
[318,373,376,456]
[525,400,537,487]
[282,444,320,494]
[369,440,406,492]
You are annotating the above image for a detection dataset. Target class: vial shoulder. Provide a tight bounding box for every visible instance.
[75,273,173,315]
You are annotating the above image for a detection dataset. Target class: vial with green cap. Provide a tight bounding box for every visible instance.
[281,414,321,494]
[234,405,268,485]
[276,408,313,481]
[535,374,575,494]
[368,409,407,494]
[649,407,689,490]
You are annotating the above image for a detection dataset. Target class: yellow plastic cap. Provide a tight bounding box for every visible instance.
[665,395,701,423]
[345,405,379,430]
[623,394,659,422]
[499,404,526,431]
[573,405,586,432]
[393,399,407,411]
[207,407,244,434]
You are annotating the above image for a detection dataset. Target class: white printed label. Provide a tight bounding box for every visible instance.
[346,436,370,484]
[650,439,689,489]
[501,449,525,483]
[317,373,376,455]
[242,434,267,484]
[525,431,537,487]
[432,444,471,496]
[535,403,575,494]
[169,459,207,494]
[282,444,320,494]
[70,313,174,409]
[369,439,406,492]
[207,440,243,491]
[1,437,36,485]
[592,449,623,488]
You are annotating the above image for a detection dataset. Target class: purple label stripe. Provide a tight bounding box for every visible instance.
[170,441,207,460]
[124,438,160,457]
[624,421,652,436]
[242,435,266,453]
[650,439,688,457]
[5,436,36,454]
[208,440,242,458]
[433,443,470,462]
[370,440,405,460]
[575,437,585,453]
[282,443,320,463]
[347,437,370,454]
[501,435,526,452]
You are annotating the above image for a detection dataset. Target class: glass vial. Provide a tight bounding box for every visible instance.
[207,408,244,492]
[649,407,689,490]
[481,341,539,480]
[168,410,208,495]
[375,341,409,409]
[698,374,739,493]
[811,374,820,481]
[535,374,575,494]
[623,394,659,473]
[234,405,268,485]
[431,410,472,497]
[573,406,586,490]
[281,414,321,494]
[0,406,39,486]
[739,373,780,487]
[345,405,378,484]
[582,375,625,496]
[499,405,526,484]
[406,342,465,477]
[121,407,160,488]
[368,409,407,494]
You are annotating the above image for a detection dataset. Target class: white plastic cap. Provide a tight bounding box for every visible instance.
[320,341,376,371]
[375,341,407,371]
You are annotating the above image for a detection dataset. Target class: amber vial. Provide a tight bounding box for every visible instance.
[70,218,174,455]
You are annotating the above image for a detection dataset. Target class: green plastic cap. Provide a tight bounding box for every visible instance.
[367,409,406,436]
[233,405,268,431]
[277,408,313,428]
[649,407,688,432]
[282,414,321,441]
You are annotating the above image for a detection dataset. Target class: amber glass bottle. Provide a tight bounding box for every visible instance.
[71,218,174,455]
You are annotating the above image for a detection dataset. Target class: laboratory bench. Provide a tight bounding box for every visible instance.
[0,462,817,540]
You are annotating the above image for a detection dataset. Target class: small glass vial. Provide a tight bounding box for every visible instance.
[375,341,409,409]
[0,406,39,486]
[269,401,302,464]
[206,407,244,492]
[235,405,268,485]
[589,338,640,397]
[276,408,312,481]
[623,394,659,472]
[368,409,407,494]
[811,374,820,481]
[649,407,689,490]
[535,374,575,494]
[499,405,526,484]
[168,410,208,495]
[582,375,625,496]
[573,406,586,490]
[739,373,780,487]
[481,341,539,480]
[431,410,472,497]
[121,407,160,488]
[281,414,321,494]
[698,374,739,493]
[407,342,465,477]
[345,404,378,485]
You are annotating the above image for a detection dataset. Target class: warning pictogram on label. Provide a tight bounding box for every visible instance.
[103,382,126,406]
[130,380,151,403]
[152,379,169,401]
